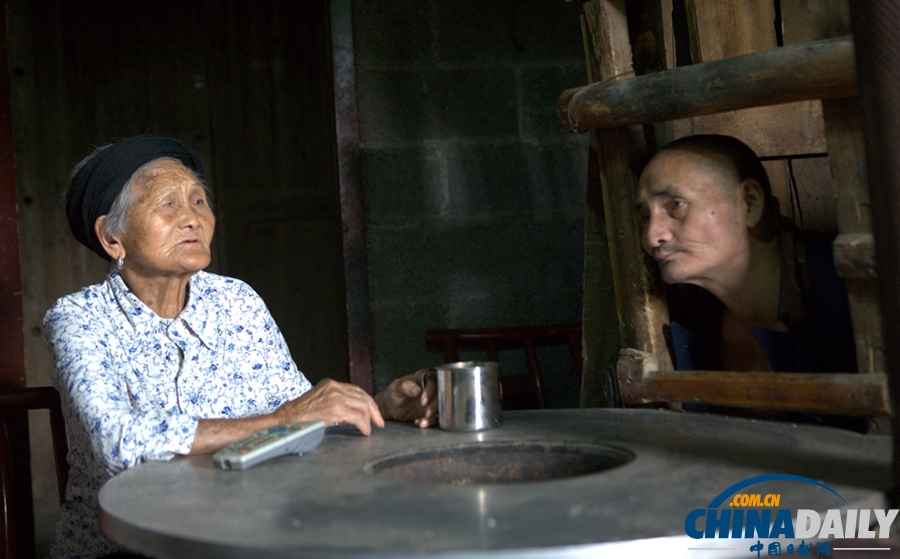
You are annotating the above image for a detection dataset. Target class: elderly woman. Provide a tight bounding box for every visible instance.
[44,134,437,559]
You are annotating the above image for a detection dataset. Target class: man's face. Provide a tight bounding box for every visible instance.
[636,149,751,288]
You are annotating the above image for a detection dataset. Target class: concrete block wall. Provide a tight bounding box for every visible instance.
[353,0,594,407]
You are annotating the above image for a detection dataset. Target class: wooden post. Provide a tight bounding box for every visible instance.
[331,0,373,393]
[847,0,900,506]
[580,0,672,409]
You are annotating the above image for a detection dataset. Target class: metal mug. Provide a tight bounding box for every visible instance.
[424,361,502,432]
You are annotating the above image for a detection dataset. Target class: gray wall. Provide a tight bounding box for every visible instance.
[353,0,591,407]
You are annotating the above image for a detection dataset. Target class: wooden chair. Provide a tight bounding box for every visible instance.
[0,387,69,559]
[425,323,583,410]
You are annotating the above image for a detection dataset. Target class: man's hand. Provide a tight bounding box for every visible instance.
[375,369,438,429]
[274,378,384,436]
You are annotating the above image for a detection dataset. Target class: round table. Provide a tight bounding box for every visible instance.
[98,409,891,558]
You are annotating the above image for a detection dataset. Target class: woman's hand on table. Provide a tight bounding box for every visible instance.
[191,379,383,453]
[375,369,438,429]
[275,378,384,436]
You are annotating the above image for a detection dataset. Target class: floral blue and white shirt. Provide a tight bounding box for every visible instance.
[44,271,313,559]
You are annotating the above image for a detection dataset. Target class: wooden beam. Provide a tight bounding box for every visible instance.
[580,0,674,409]
[331,0,372,393]
[558,36,856,132]
[618,350,891,417]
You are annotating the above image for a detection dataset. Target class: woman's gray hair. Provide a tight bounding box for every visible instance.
[70,146,214,244]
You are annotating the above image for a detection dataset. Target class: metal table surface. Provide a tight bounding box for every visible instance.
[98,409,891,559]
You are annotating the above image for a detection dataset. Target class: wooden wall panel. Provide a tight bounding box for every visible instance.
[780,0,851,45]
[764,157,836,234]
[685,0,777,62]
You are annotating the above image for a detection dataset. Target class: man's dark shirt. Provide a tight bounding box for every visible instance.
[667,223,857,373]
[665,221,861,430]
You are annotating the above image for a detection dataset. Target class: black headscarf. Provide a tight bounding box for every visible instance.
[66,133,204,261]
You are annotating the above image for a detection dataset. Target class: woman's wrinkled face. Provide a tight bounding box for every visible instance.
[120,159,215,278]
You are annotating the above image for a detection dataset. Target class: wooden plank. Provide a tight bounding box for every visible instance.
[685,0,776,62]
[660,0,675,71]
[581,0,637,408]
[780,0,851,46]
[762,158,835,234]
[763,156,836,234]
[583,0,634,80]
[779,0,881,378]
[823,99,871,235]
[595,125,672,363]
[580,140,621,408]
[823,99,883,375]
[674,102,825,156]
[618,350,891,416]
[579,10,604,408]
[580,0,673,409]
[558,37,856,133]
[846,280,884,375]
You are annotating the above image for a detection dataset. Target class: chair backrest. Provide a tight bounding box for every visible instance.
[425,322,583,410]
[0,386,68,559]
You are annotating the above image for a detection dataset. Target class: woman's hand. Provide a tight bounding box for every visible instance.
[274,378,384,436]
[375,369,438,429]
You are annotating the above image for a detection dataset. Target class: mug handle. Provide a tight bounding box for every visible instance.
[418,368,437,391]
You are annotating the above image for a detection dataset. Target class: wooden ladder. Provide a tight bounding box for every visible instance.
[561,0,889,420]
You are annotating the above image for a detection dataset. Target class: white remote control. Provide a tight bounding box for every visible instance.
[213,421,326,470]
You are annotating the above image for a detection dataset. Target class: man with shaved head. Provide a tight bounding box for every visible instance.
[636,134,857,376]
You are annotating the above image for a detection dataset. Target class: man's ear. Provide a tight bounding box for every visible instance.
[94,216,124,261]
[742,179,766,228]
